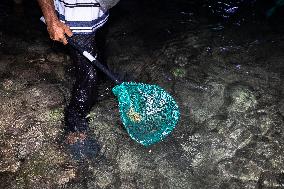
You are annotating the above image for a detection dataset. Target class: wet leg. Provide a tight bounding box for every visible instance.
[65,34,98,133]
[64,34,99,160]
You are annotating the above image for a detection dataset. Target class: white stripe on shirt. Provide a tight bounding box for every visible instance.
[54,0,108,34]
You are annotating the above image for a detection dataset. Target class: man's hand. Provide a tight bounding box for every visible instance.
[37,0,73,45]
[47,20,73,45]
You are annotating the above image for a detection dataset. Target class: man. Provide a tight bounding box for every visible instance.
[37,0,110,160]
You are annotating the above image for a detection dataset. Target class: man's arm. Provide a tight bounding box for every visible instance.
[37,0,72,44]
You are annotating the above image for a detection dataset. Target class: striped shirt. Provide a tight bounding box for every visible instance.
[42,0,109,34]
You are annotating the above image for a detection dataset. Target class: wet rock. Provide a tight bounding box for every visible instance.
[211,45,253,66]
[53,65,68,82]
[46,52,66,63]
[258,172,284,189]
[119,181,137,189]
[105,36,150,80]
[279,99,284,117]
[172,67,187,78]
[225,84,257,113]
[157,159,192,189]
[175,80,225,123]
[90,164,117,188]
[136,168,162,189]
[257,113,273,135]
[45,108,64,123]
[0,143,20,173]
[89,102,121,160]
[57,168,76,185]
[0,55,13,75]
[4,38,31,54]
[27,40,50,54]
[95,170,116,188]
[117,145,139,174]
[218,158,263,183]
[2,79,14,90]
[0,0,284,188]
[66,183,85,189]
[0,95,24,133]
[23,85,64,109]
[16,124,45,158]
[16,145,73,188]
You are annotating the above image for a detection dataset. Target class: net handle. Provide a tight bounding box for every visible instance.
[67,35,122,85]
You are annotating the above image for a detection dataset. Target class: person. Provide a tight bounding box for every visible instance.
[37,0,110,160]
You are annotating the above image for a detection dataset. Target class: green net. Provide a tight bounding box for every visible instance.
[112,82,180,146]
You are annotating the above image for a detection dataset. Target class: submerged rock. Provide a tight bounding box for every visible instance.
[225,84,257,113]
[0,0,283,188]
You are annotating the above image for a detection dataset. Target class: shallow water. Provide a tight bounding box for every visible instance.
[0,0,283,188]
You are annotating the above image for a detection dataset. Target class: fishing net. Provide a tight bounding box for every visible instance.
[96,0,120,10]
[66,37,180,146]
[112,82,180,146]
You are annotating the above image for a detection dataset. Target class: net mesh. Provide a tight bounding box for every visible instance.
[112,82,180,146]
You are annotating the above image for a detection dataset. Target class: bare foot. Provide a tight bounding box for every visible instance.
[64,131,99,161]
[65,132,87,144]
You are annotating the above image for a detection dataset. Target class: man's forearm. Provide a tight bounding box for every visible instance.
[37,0,58,25]
[37,0,72,44]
